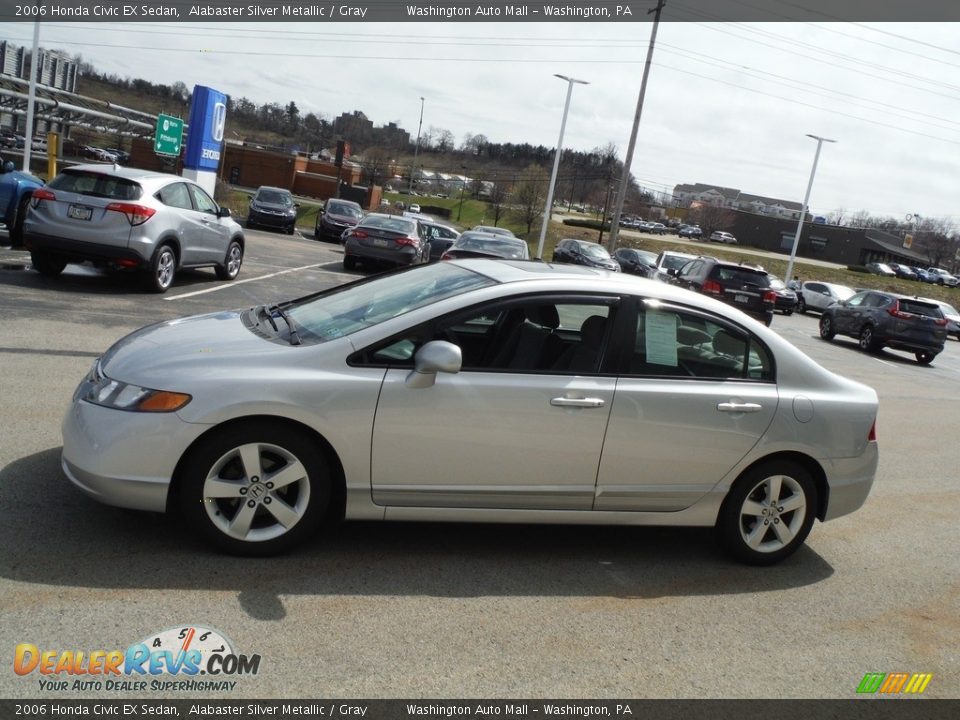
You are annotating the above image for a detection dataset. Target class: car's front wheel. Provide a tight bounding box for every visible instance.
[819,314,835,339]
[148,244,176,293]
[717,460,817,565]
[215,240,243,281]
[177,421,332,556]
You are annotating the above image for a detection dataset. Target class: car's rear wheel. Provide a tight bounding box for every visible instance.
[915,351,936,365]
[818,314,835,339]
[717,460,817,565]
[148,244,176,293]
[177,421,331,556]
[30,250,66,276]
[215,240,243,281]
[9,194,31,247]
[858,325,879,353]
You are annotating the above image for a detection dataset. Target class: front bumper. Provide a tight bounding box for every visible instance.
[248,210,295,230]
[61,398,211,512]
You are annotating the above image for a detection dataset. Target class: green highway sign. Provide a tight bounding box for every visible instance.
[154,114,184,156]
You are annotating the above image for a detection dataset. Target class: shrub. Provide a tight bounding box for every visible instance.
[847,265,870,274]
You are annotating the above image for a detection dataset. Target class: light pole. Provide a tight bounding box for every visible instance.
[456,164,468,221]
[408,96,425,195]
[536,74,588,260]
[784,134,836,284]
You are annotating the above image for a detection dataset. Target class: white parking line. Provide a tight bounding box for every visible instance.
[164,263,320,300]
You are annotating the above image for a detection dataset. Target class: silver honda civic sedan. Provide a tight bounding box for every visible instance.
[61,260,879,565]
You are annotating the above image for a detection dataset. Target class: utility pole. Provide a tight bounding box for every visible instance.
[606,0,666,253]
[408,97,424,195]
[22,20,41,172]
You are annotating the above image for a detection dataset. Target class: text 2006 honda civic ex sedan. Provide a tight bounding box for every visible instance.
[62,260,879,565]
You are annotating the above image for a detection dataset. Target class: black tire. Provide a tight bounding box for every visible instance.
[343,255,357,270]
[784,309,793,316]
[215,240,243,281]
[147,244,176,293]
[716,460,817,565]
[30,250,66,277]
[9,194,31,248]
[858,325,879,353]
[797,296,806,314]
[915,351,935,365]
[177,421,332,556]
[819,314,835,340]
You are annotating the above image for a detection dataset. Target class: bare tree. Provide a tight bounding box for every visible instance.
[686,204,735,236]
[489,182,510,226]
[511,164,549,236]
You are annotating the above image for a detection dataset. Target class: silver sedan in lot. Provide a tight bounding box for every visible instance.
[61,261,879,565]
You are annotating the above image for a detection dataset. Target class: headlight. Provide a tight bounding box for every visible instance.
[79,361,191,412]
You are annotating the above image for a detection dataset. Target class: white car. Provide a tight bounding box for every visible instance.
[796,281,856,314]
[408,203,421,214]
[61,260,878,565]
[927,267,959,287]
[709,231,737,244]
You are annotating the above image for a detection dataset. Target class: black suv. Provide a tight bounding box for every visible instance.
[674,258,775,325]
[818,290,947,364]
[552,238,620,272]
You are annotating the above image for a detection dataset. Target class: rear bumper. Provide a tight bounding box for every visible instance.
[24,231,147,267]
[344,237,420,266]
[822,443,879,521]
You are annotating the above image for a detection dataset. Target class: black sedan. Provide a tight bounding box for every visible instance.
[767,275,798,315]
[440,231,529,260]
[315,199,363,242]
[247,186,298,234]
[342,214,430,270]
[552,239,621,272]
[613,248,658,278]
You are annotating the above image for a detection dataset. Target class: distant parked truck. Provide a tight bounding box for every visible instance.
[927,267,959,286]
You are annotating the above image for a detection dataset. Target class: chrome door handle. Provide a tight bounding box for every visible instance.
[551,397,605,408]
[717,402,762,413]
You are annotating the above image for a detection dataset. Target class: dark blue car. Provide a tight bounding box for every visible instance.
[0,160,44,247]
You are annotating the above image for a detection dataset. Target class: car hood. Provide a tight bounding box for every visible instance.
[325,212,360,224]
[99,311,289,388]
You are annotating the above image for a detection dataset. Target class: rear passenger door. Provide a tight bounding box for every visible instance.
[596,300,778,511]
[155,182,206,264]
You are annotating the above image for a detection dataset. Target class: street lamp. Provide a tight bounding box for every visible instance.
[408,96,425,195]
[456,164,468,221]
[784,134,836,284]
[536,74,589,260]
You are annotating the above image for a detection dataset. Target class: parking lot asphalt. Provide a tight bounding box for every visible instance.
[1,228,958,699]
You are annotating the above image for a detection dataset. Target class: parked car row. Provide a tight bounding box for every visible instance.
[867,261,959,286]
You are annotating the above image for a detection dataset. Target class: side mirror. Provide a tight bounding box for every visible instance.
[319,208,326,215]
[218,207,232,218]
[405,341,462,389]
[667,268,679,277]
[294,202,301,208]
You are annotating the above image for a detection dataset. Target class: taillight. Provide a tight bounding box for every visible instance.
[763,290,777,304]
[440,252,452,261]
[887,300,911,320]
[703,279,722,294]
[105,202,155,226]
[350,230,368,239]
[396,237,418,248]
[31,188,56,207]
[934,317,948,327]
[868,420,877,442]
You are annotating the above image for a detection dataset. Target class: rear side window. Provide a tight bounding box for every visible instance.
[156,182,193,210]
[49,171,142,201]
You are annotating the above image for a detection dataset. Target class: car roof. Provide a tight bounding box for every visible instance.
[62,164,180,183]
[255,185,290,193]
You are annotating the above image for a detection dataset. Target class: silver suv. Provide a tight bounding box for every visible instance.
[24,165,245,292]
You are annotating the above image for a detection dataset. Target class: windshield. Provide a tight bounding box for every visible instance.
[582,244,612,260]
[832,285,856,300]
[286,263,494,342]
[662,255,693,271]
[327,201,363,218]
[256,190,293,205]
[455,236,528,258]
[768,276,786,290]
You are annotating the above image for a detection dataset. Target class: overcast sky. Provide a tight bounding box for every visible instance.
[2,18,958,224]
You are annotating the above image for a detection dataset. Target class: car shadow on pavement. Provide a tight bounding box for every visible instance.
[0,448,834,620]
[808,335,939,367]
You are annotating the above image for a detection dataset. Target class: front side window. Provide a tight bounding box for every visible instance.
[358,296,616,375]
[627,303,773,381]
[188,184,218,215]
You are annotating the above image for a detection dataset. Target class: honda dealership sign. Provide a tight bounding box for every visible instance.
[183,85,227,195]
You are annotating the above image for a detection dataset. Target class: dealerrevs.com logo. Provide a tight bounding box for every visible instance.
[14,626,260,693]
[856,672,933,695]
